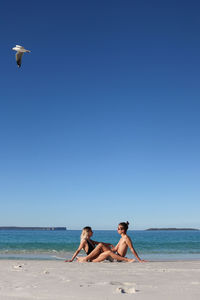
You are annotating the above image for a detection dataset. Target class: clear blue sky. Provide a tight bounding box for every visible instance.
[0,0,200,229]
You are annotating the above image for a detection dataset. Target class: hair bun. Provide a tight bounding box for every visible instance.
[126,221,129,226]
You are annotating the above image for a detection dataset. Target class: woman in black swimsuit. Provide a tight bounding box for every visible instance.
[65,226,134,262]
[65,226,111,262]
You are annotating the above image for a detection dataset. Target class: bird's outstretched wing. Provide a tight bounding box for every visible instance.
[16,45,24,49]
[16,52,24,67]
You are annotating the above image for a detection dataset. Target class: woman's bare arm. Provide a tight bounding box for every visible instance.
[91,239,114,248]
[111,241,120,252]
[65,240,86,262]
[126,236,146,262]
[91,239,100,245]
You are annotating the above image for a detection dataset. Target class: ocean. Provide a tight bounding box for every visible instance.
[0,230,199,261]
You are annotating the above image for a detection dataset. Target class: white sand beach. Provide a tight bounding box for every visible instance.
[0,260,199,300]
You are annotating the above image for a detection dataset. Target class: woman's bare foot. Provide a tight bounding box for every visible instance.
[128,258,136,263]
[77,257,88,263]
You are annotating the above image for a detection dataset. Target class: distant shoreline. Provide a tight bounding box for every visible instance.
[0,227,199,231]
[146,228,199,231]
[0,227,67,231]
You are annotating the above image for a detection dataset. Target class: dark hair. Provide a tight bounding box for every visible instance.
[119,221,129,233]
[83,226,92,231]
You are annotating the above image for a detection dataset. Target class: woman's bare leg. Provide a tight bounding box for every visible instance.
[77,243,110,262]
[92,250,135,263]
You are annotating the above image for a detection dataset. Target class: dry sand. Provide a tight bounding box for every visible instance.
[0,260,199,300]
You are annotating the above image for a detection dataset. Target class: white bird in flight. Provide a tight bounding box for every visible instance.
[12,45,31,68]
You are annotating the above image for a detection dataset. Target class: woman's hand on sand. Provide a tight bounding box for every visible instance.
[139,259,148,263]
[64,259,73,262]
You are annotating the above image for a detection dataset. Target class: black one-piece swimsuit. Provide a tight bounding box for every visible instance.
[86,240,95,255]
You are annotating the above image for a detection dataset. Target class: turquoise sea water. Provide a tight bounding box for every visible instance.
[0,230,199,261]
